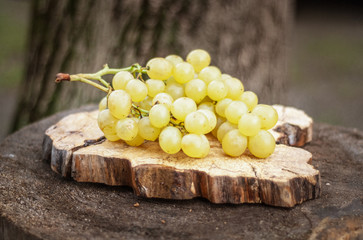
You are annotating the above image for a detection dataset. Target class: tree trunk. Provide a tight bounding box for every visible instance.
[12,0,292,131]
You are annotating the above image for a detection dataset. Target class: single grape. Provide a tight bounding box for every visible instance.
[185,79,207,104]
[165,55,183,67]
[181,134,210,158]
[171,97,197,121]
[112,71,134,90]
[116,118,139,141]
[152,93,174,110]
[207,80,228,101]
[197,109,217,133]
[139,96,153,111]
[224,77,244,100]
[251,104,278,130]
[98,96,107,111]
[221,73,232,81]
[248,130,276,158]
[212,116,226,138]
[138,117,161,141]
[125,133,144,146]
[198,66,222,84]
[97,109,120,141]
[215,98,232,118]
[186,49,211,73]
[238,113,261,136]
[146,79,165,97]
[184,111,209,134]
[238,91,258,111]
[165,81,185,100]
[225,101,248,124]
[217,121,237,142]
[149,104,170,128]
[108,90,132,119]
[222,129,247,157]
[159,126,182,154]
[125,79,148,102]
[198,101,215,113]
[146,57,173,80]
[173,62,195,84]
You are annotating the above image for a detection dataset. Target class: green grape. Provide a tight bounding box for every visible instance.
[217,121,237,142]
[185,79,207,104]
[215,98,232,118]
[207,80,228,101]
[248,130,276,158]
[125,133,144,146]
[225,101,248,124]
[238,113,261,136]
[212,116,226,138]
[149,104,170,128]
[221,73,232,81]
[181,134,210,158]
[159,126,182,154]
[125,79,148,102]
[97,109,120,141]
[112,71,134,90]
[222,129,247,157]
[138,117,161,141]
[146,57,173,80]
[146,79,165,97]
[251,104,278,130]
[184,111,209,134]
[224,77,244,100]
[98,96,107,111]
[238,91,258,111]
[165,81,185,100]
[173,62,195,84]
[171,97,197,121]
[108,90,132,119]
[152,93,174,110]
[165,54,183,67]
[139,96,153,111]
[198,101,215,113]
[115,118,139,141]
[186,49,211,73]
[198,66,222,84]
[198,109,217,133]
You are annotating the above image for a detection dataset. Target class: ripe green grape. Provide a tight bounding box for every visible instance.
[224,77,244,100]
[173,62,195,84]
[98,97,107,111]
[222,129,247,157]
[217,121,237,142]
[112,71,134,90]
[238,91,258,111]
[225,101,248,124]
[165,81,185,100]
[146,57,173,80]
[125,133,144,146]
[238,113,261,136]
[108,90,132,119]
[215,98,232,118]
[198,101,215,113]
[251,104,278,130]
[138,117,161,141]
[165,55,183,67]
[139,96,153,111]
[152,93,174,110]
[181,134,210,158]
[198,66,222,84]
[125,79,148,102]
[171,97,197,121]
[186,49,211,73]
[146,79,165,97]
[212,116,226,138]
[115,118,139,141]
[198,109,217,133]
[221,73,232,81]
[184,111,209,134]
[185,79,207,104]
[97,109,120,141]
[159,126,182,154]
[248,130,276,158]
[149,104,170,128]
[207,80,228,101]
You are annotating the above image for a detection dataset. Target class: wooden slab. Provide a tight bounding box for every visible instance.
[43,107,320,207]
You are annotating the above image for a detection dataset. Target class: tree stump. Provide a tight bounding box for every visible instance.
[1,106,362,240]
[42,106,318,207]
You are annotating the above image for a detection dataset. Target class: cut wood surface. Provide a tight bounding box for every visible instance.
[1,106,362,240]
[43,106,319,207]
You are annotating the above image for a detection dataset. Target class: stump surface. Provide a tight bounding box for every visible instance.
[1,106,362,240]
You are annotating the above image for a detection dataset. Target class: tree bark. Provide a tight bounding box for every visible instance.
[12,0,292,131]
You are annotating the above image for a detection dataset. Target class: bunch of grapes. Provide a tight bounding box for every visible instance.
[63,49,278,159]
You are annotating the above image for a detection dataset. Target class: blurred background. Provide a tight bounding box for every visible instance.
[0,0,362,141]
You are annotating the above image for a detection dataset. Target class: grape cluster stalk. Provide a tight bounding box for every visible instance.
[56,49,278,158]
